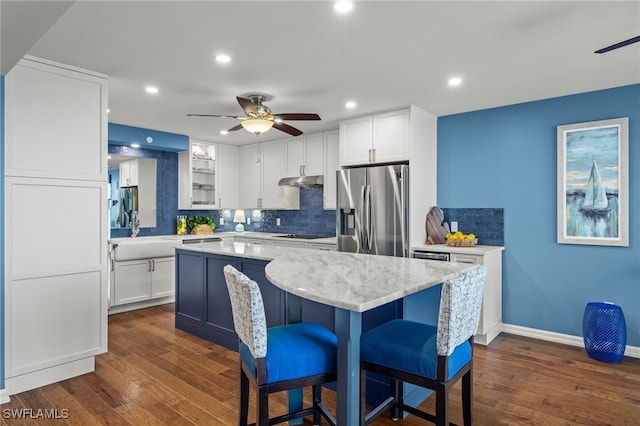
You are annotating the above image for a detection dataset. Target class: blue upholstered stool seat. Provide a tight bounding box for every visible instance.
[240,322,337,383]
[361,319,472,381]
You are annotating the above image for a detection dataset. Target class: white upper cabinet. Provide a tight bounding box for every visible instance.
[339,115,373,166]
[323,129,339,209]
[339,108,410,166]
[238,144,262,209]
[119,159,139,187]
[238,140,300,209]
[178,139,217,209]
[216,143,239,209]
[261,139,286,208]
[285,132,325,177]
[179,140,239,210]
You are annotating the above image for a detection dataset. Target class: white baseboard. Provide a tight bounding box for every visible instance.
[5,357,95,396]
[0,389,10,404]
[501,323,640,359]
[108,296,174,315]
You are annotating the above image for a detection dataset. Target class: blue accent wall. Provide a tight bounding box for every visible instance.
[108,123,188,152]
[438,84,640,346]
[1,76,5,390]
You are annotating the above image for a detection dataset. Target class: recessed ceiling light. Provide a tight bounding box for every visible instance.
[146,137,153,143]
[334,1,354,13]
[220,130,228,135]
[131,143,140,148]
[145,86,159,94]
[448,77,463,87]
[216,54,231,64]
[346,101,357,109]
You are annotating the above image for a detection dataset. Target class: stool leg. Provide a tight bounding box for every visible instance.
[391,379,401,420]
[462,369,472,426]
[435,383,448,426]
[257,385,269,426]
[313,385,321,425]
[239,367,249,426]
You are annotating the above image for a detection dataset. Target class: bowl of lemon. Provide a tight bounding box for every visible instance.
[445,231,478,247]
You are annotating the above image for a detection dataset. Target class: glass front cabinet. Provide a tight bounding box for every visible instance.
[179,139,217,209]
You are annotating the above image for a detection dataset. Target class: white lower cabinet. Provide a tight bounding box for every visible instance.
[451,251,502,345]
[112,257,175,307]
[412,246,503,345]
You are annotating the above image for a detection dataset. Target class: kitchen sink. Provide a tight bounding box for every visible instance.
[112,238,181,261]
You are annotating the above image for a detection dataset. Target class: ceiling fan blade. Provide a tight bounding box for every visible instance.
[227,124,244,132]
[595,35,640,53]
[237,96,258,115]
[273,121,303,137]
[274,113,321,121]
[187,113,243,119]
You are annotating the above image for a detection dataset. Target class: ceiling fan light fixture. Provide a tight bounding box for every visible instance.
[241,118,274,135]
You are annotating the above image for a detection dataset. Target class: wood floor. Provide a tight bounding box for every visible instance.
[3,304,639,425]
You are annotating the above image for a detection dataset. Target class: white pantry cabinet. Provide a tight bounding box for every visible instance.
[4,56,108,396]
[285,132,325,177]
[323,129,339,209]
[339,108,410,166]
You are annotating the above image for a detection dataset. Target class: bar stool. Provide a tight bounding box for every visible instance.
[223,265,337,426]
[360,266,488,426]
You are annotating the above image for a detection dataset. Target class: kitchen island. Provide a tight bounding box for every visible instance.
[175,239,478,425]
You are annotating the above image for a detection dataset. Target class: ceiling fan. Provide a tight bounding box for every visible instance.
[187,94,321,136]
[594,35,640,53]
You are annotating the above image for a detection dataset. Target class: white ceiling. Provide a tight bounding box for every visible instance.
[3,1,639,146]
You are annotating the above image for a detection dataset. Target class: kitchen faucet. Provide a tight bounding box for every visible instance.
[130,210,140,238]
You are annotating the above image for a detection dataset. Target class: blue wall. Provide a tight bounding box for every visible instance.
[1,76,5,391]
[438,84,640,346]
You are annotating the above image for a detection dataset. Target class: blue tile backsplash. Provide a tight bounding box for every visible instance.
[441,208,504,246]
[109,145,335,238]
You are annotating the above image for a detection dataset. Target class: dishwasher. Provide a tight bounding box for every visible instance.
[412,250,450,262]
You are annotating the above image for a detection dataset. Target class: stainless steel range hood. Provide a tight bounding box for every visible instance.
[278,175,324,187]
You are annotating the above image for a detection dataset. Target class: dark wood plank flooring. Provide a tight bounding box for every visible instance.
[2,304,639,425]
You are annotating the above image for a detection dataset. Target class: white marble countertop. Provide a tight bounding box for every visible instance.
[178,240,477,312]
[411,243,504,256]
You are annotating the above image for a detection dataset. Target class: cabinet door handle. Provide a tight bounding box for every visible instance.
[372,148,376,163]
[368,149,373,163]
[152,259,156,271]
[218,198,222,208]
[147,260,152,272]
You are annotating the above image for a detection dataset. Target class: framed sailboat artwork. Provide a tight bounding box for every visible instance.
[557,117,628,246]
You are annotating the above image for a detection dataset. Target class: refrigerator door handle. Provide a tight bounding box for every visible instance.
[365,184,373,251]
[360,184,367,249]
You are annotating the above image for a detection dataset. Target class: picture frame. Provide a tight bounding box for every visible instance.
[557,117,628,246]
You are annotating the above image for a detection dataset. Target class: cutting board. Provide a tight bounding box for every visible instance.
[425,206,450,244]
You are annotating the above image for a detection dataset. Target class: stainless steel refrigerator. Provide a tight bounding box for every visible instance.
[337,164,409,257]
